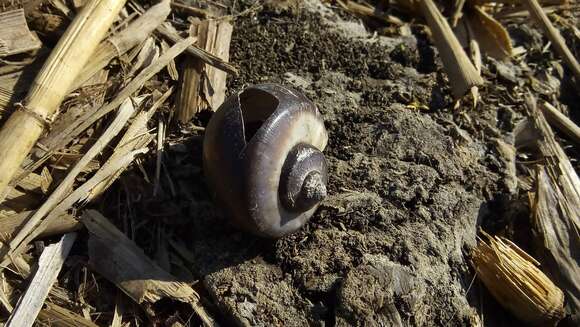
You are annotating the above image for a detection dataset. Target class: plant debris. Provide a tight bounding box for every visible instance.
[0,0,577,325]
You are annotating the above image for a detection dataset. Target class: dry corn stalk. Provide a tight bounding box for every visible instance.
[525,94,580,323]
[471,232,565,326]
[0,0,127,199]
[420,0,483,98]
[176,20,233,122]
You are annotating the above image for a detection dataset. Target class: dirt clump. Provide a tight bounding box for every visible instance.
[170,2,506,325]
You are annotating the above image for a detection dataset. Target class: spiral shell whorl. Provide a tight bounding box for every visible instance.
[281,143,328,212]
[203,84,328,238]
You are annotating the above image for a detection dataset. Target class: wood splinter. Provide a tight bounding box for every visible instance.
[176,20,233,122]
[6,233,77,327]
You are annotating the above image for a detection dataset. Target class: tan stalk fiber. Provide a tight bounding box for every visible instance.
[540,101,580,145]
[523,0,580,81]
[471,232,565,326]
[6,233,77,327]
[70,0,171,92]
[0,0,127,198]
[525,94,580,322]
[0,9,42,57]
[176,20,233,122]
[420,0,483,98]
[0,100,135,266]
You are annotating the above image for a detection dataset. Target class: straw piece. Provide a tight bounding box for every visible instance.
[0,9,42,57]
[38,302,99,327]
[0,0,127,199]
[525,94,580,323]
[523,0,580,80]
[130,0,238,76]
[471,232,565,326]
[87,88,172,200]
[468,6,513,60]
[157,21,237,76]
[419,0,483,98]
[83,210,217,326]
[0,99,135,265]
[336,0,403,25]
[41,37,193,156]
[170,1,213,18]
[70,0,171,92]
[0,211,80,239]
[176,20,233,122]
[539,101,580,145]
[6,233,77,327]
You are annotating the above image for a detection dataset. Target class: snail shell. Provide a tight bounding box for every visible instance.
[203,84,328,238]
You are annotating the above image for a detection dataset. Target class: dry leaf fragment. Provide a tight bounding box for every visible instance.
[470,6,512,59]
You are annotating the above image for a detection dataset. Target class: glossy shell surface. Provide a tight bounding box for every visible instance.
[203,84,328,238]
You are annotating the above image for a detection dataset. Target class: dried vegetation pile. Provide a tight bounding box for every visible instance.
[0,0,578,325]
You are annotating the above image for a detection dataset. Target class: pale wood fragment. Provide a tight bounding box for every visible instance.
[83,210,216,326]
[0,9,42,57]
[419,0,483,98]
[157,21,237,76]
[176,23,205,122]
[523,0,580,80]
[176,20,232,122]
[0,0,127,199]
[6,233,77,327]
[0,272,14,313]
[204,21,233,111]
[161,40,179,81]
[130,0,237,76]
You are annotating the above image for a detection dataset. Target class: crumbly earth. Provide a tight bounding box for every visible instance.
[112,0,577,325]
[164,1,505,326]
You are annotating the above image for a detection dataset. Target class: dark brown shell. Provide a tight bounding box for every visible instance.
[202,84,328,238]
